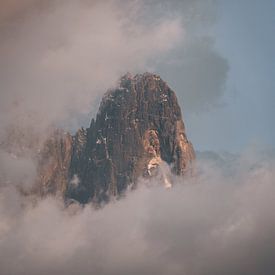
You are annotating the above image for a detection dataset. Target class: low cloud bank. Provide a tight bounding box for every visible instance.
[0,148,274,275]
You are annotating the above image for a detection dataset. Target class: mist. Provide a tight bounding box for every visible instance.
[0,1,274,274]
[0,0,231,138]
[0,148,274,275]
[0,0,184,137]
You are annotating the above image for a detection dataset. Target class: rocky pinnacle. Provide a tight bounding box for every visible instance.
[37,73,195,204]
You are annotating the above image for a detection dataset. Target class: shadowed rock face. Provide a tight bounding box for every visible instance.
[37,73,195,204]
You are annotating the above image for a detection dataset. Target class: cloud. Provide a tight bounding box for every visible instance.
[0,149,274,275]
[0,149,36,189]
[0,0,39,25]
[152,1,229,112]
[0,0,184,137]
[159,37,229,112]
[0,0,230,139]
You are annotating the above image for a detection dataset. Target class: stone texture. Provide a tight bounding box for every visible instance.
[35,129,73,197]
[36,73,195,204]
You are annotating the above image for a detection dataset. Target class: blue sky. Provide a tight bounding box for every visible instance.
[213,0,275,151]
[166,0,275,152]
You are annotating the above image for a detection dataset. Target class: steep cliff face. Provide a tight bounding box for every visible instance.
[37,73,195,204]
[35,129,73,197]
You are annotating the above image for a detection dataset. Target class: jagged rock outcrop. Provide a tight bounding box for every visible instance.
[37,73,195,204]
[36,129,73,197]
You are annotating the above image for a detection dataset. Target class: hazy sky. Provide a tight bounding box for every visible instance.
[195,0,275,152]
[157,0,275,152]
[0,0,273,153]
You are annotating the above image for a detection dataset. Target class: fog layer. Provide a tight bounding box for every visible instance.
[0,149,274,275]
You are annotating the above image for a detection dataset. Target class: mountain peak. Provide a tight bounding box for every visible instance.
[36,73,195,204]
[119,72,163,88]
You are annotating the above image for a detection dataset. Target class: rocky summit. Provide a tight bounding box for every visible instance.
[36,73,195,204]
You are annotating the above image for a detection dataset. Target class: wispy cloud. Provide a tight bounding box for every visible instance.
[0,0,184,137]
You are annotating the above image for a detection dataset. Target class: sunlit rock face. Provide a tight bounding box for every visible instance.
[35,129,73,197]
[37,73,195,204]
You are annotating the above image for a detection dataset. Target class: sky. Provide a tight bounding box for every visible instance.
[156,0,275,152]
[199,0,275,152]
[0,0,273,153]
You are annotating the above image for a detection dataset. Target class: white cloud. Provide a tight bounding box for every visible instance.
[0,0,184,137]
[0,149,274,275]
